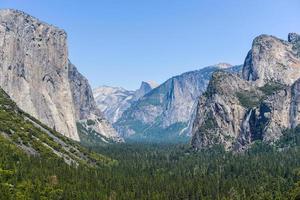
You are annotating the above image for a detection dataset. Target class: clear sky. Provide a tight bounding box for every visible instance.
[1,0,300,90]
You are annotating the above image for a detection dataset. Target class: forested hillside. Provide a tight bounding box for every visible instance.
[1,85,300,199]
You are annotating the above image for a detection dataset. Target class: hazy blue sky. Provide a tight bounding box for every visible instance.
[1,0,300,90]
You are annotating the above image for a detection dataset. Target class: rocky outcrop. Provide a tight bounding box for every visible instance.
[115,65,241,141]
[0,9,79,140]
[93,81,157,123]
[68,62,102,120]
[191,71,259,149]
[0,9,119,142]
[68,62,121,141]
[192,33,300,150]
[242,34,300,86]
[94,86,134,123]
[133,81,158,101]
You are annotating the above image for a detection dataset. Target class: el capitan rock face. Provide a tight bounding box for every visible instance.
[0,9,119,142]
[192,33,300,150]
[0,9,79,140]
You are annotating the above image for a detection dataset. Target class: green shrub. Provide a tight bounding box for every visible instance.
[236,91,262,108]
[259,82,285,96]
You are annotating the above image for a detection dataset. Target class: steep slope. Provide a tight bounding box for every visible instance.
[242,33,300,86]
[0,87,115,166]
[192,33,300,150]
[115,64,241,142]
[93,86,135,123]
[93,81,157,123]
[68,62,122,144]
[132,81,158,101]
[0,9,119,143]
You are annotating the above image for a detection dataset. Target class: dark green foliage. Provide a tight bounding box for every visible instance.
[276,125,300,148]
[86,119,96,126]
[2,132,300,199]
[236,83,285,109]
[76,122,114,147]
[126,122,189,143]
[116,115,189,143]
[259,82,285,96]
[236,90,262,108]
[0,88,114,167]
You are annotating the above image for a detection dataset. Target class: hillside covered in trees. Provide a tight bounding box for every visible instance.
[0,83,300,199]
[2,130,300,199]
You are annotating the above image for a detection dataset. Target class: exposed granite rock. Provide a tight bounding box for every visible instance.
[133,81,158,101]
[242,34,300,86]
[93,81,157,123]
[0,9,79,140]
[68,62,102,120]
[288,33,300,57]
[192,33,300,150]
[191,71,258,150]
[68,62,122,142]
[0,9,120,142]
[115,65,242,141]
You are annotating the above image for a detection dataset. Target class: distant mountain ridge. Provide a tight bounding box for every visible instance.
[114,64,242,142]
[93,81,158,123]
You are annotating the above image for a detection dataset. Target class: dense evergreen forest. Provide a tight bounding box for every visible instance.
[1,129,300,199]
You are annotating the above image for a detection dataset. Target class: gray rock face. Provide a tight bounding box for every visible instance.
[192,33,300,150]
[191,71,255,149]
[288,33,300,57]
[0,9,119,142]
[68,62,102,120]
[68,62,121,141]
[133,81,158,101]
[242,34,300,86]
[93,81,157,123]
[115,65,241,141]
[0,9,79,140]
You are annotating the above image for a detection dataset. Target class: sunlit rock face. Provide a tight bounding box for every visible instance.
[0,9,120,142]
[68,62,122,142]
[114,64,241,142]
[242,34,300,86]
[93,81,158,124]
[0,9,79,140]
[192,33,300,151]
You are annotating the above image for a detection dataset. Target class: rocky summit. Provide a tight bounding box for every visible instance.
[191,33,300,150]
[0,9,119,142]
[68,62,121,142]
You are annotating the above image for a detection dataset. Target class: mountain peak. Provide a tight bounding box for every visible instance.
[242,33,300,86]
[215,63,233,69]
[140,80,158,89]
[133,81,158,100]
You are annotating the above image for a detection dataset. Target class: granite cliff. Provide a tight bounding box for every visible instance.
[115,64,241,142]
[192,33,300,150]
[0,9,119,142]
